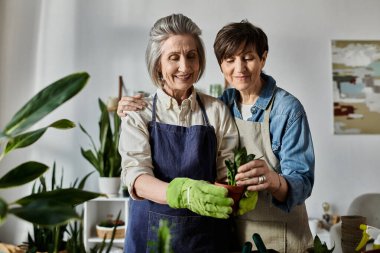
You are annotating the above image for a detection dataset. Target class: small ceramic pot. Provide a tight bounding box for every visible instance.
[214,182,245,212]
[98,177,121,197]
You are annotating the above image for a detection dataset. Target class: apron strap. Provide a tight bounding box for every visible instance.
[262,94,275,138]
[152,93,158,123]
[196,94,211,126]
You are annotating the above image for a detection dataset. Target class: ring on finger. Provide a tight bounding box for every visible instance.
[258,175,266,184]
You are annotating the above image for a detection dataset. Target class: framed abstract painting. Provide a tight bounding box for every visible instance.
[332,40,380,134]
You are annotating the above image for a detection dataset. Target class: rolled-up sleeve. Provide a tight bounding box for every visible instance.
[273,112,315,212]
[119,111,154,199]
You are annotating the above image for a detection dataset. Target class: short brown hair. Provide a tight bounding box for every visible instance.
[213,20,268,65]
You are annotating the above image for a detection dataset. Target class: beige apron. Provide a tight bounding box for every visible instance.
[234,98,313,253]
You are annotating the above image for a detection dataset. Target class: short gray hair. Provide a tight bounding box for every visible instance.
[145,14,206,88]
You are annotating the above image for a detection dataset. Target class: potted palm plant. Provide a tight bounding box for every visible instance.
[80,98,122,197]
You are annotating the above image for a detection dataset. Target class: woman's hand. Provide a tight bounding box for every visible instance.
[235,159,287,202]
[117,94,147,117]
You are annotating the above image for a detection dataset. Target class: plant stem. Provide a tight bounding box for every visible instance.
[53,226,59,253]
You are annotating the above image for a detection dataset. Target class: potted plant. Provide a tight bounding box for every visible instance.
[215,147,258,212]
[80,98,122,197]
[0,72,104,252]
[96,213,125,240]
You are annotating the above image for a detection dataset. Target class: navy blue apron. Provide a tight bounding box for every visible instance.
[124,93,231,253]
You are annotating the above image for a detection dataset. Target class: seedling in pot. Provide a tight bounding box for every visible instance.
[225,147,260,186]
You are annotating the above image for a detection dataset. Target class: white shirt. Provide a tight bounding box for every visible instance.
[238,102,254,120]
[119,88,239,199]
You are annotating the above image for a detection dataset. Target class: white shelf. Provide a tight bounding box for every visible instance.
[88,237,125,244]
[83,196,129,251]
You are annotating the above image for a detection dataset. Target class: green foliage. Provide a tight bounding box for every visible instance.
[0,72,118,252]
[98,218,125,228]
[90,210,122,253]
[148,219,173,253]
[0,162,48,188]
[312,235,335,253]
[80,98,122,177]
[157,220,172,253]
[1,73,88,138]
[225,147,258,186]
[24,163,97,253]
[0,73,101,234]
[65,218,86,253]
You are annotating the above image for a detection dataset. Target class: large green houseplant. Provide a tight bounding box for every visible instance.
[25,163,94,253]
[0,72,103,237]
[80,98,122,196]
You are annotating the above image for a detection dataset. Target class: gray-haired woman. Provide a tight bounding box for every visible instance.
[119,18,315,253]
[118,14,239,253]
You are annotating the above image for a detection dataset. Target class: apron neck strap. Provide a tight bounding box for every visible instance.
[196,94,211,126]
[263,95,275,125]
[152,93,158,122]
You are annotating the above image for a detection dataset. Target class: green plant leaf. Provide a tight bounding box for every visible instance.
[105,210,122,253]
[0,161,48,188]
[49,119,76,129]
[246,154,255,162]
[15,188,104,206]
[313,235,335,253]
[51,162,57,191]
[0,197,8,225]
[79,124,97,151]
[81,148,102,175]
[225,147,258,186]
[113,111,121,147]
[79,98,122,178]
[4,119,75,155]
[9,199,80,226]
[3,72,89,137]
[40,174,47,192]
[99,99,111,156]
[77,171,94,190]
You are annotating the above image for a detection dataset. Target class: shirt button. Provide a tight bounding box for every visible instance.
[251,107,257,114]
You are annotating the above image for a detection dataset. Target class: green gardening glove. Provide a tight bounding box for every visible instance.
[237,190,258,216]
[167,178,233,219]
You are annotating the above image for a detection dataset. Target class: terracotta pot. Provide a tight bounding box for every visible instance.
[214,182,245,212]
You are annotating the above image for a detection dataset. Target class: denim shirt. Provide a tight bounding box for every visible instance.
[219,73,315,212]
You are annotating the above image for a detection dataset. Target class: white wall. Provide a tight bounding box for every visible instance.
[1,0,380,244]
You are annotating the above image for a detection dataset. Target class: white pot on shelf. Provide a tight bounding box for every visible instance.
[98,177,121,197]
